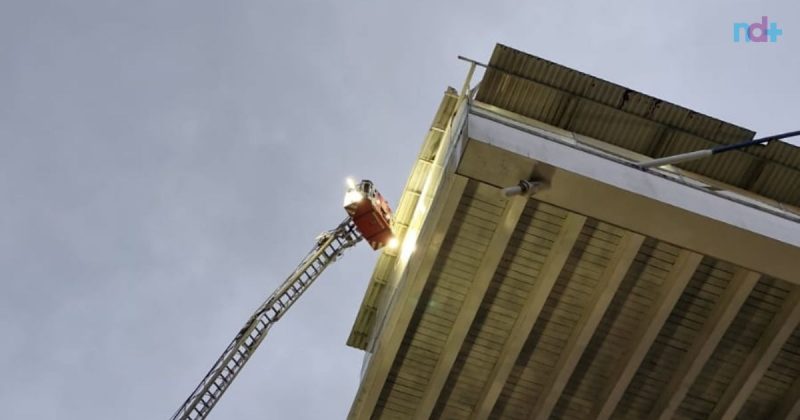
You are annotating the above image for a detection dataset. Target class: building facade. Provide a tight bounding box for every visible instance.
[346,45,800,420]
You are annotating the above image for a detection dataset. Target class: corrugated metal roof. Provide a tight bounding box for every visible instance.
[476,44,800,207]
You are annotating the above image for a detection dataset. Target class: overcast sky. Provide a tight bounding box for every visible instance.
[1,1,797,419]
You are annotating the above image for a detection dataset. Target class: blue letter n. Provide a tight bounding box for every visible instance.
[733,22,749,42]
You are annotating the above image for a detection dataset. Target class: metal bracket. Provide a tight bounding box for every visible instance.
[502,179,549,197]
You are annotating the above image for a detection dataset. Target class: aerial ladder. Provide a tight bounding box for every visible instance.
[170,179,395,420]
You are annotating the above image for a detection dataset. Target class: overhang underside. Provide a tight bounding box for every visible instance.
[347,114,800,419]
[361,175,800,420]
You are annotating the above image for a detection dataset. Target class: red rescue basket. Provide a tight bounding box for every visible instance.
[343,180,394,250]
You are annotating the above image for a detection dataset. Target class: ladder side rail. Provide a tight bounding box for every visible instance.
[170,219,361,420]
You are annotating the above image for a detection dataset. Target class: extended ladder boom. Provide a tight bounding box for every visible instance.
[170,218,362,420]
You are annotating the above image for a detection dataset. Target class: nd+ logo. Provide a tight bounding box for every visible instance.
[733,16,783,43]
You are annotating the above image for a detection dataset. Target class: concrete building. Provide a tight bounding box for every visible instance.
[346,45,800,419]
